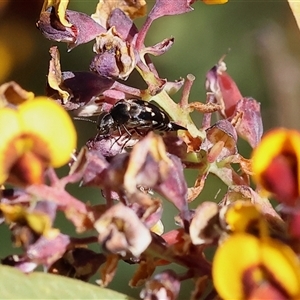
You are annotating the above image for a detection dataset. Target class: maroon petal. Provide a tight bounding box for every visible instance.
[37,8,105,50]
[66,10,105,50]
[143,38,174,56]
[206,60,243,118]
[47,71,115,113]
[77,148,110,187]
[108,8,138,41]
[149,0,194,19]
[136,0,194,52]
[37,9,75,44]
[155,154,190,224]
[234,97,263,148]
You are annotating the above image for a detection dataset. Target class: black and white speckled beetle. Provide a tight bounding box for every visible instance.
[97,99,186,136]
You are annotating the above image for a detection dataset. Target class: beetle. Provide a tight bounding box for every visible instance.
[97,99,186,137]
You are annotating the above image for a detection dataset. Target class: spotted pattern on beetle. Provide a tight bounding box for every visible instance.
[97,99,186,137]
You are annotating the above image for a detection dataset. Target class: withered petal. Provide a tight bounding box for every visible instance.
[203,119,238,162]
[190,201,220,245]
[97,254,119,287]
[48,71,115,114]
[0,81,34,107]
[92,0,146,28]
[26,233,71,267]
[48,46,70,103]
[124,132,171,195]
[92,27,136,80]
[37,9,75,43]
[140,270,181,300]
[149,0,194,19]
[129,257,156,287]
[108,8,138,41]
[37,9,105,50]
[94,203,152,257]
[143,38,174,57]
[155,154,190,224]
[233,97,263,148]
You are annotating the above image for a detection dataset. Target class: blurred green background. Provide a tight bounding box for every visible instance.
[1,0,300,298]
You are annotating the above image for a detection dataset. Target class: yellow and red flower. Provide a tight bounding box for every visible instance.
[0,90,76,186]
[213,200,300,299]
[251,128,300,206]
[213,233,300,300]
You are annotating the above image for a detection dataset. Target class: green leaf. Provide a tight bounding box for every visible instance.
[0,265,136,299]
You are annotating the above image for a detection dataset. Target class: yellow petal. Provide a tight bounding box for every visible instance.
[41,0,72,27]
[202,0,228,4]
[252,128,300,197]
[213,234,300,299]
[252,129,287,177]
[0,203,58,238]
[150,220,164,236]
[213,234,260,299]
[261,239,300,297]
[288,1,300,32]
[225,201,268,236]
[48,47,70,103]
[92,0,146,27]
[0,43,13,83]
[0,203,25,223]
[18,97,77,167]
[289,130,300,195]
[0,108,23,184]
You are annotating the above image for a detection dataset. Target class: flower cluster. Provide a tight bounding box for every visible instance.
[1,0,300,299]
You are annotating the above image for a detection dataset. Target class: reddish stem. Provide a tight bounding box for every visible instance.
[202,93,215,129]
[146,236,212,278]
[180,74,195,108]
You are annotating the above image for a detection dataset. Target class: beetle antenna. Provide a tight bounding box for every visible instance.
[73,117,97,124]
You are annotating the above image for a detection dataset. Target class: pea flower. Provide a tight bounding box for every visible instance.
[213,233,300,300]
[252,128,300,206]
[213,201,300,300]
[0,85,76,186]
